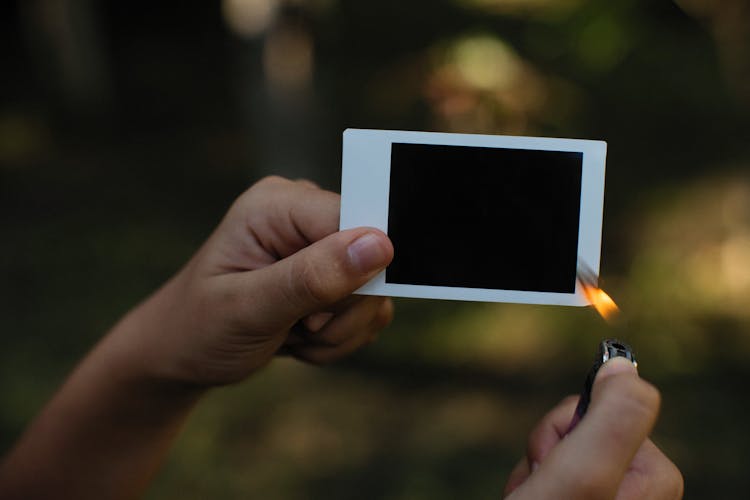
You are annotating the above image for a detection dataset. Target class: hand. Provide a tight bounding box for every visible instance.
[504,358,684,499]
[0,176,395,499]
[131,176,394,386]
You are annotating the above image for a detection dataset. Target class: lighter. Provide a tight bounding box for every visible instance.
[566,339,637,433]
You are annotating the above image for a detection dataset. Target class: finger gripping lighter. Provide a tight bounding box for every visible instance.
[567,339,637,432]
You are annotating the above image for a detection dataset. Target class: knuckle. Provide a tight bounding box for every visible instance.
[561,394,580,408]
[525,437,548,466]
[255,175,290,189]
[374,299,394,329]
[647,456,684,500]
[667,462,685,499]
[525,426,548,461]
[290,256,336,307]
[525,433,539,460]
[233,176,291,213]
[295,178,320,190]
[244,176,289,201]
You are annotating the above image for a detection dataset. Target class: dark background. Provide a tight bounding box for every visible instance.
[2,0,750,498]
[387,144,582,292]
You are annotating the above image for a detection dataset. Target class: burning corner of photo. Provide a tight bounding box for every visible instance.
[582,283,621,322]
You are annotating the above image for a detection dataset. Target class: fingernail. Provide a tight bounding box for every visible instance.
[531,461,539,473]
[348,232,390,273]
[596,356,638,382]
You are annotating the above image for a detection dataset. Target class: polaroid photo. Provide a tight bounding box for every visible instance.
[339,129,607,306]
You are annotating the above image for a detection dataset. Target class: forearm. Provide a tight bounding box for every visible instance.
[0,177,396,499]
[0,283,205,500]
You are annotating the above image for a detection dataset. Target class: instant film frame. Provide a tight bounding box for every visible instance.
[340,129,607,306]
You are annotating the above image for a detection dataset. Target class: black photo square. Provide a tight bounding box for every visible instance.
[386,144,583,293]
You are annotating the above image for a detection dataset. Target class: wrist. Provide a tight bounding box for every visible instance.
[102,274,209,399]
[0,276,208,500]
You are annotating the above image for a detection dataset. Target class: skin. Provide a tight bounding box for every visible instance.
[0,177,395,499]
[0,176,683,499]
[504,358,684,499]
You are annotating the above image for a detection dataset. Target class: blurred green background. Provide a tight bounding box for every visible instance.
[2,0,750,498]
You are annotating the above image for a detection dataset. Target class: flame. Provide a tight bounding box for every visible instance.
[582,284,621,322]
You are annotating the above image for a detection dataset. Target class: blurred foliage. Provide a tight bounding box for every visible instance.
[2,0,750,498]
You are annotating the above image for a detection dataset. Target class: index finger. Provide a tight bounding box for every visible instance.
[504,395,578,497]
[504,396,579,496]
[232,176,342,258]
[526,395,579,465]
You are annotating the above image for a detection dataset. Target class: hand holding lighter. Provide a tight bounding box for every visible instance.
[567,339,637,433]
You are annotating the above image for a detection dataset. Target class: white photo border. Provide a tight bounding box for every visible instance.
[340,128,606,306]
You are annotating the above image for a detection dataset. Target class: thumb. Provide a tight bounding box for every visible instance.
[515,358,661,499]
[234,228,393,329]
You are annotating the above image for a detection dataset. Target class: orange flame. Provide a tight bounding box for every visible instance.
[582,284,621,322]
